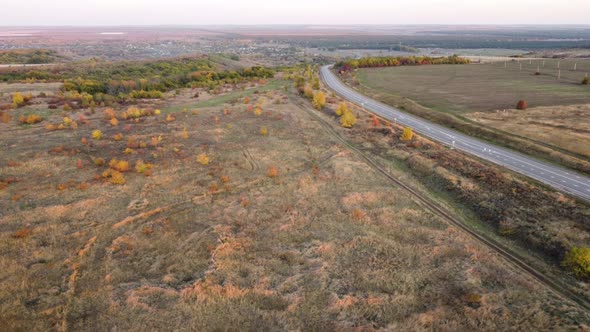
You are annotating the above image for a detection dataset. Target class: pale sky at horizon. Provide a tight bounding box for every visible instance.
[3,0,590,26]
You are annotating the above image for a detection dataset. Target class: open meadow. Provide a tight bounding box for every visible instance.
[1,78,589,330]
[357,59,590,114]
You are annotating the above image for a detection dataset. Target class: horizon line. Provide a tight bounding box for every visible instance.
[2,23,590,27]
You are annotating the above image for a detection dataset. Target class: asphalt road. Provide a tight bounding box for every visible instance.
[320,65,590,202]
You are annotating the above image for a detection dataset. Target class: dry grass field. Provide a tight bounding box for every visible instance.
[332,102,590,262]
[468,104,590,158]
[1,80,589,330]
[0,82,62,95]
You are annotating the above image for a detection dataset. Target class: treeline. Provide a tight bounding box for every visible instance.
[315,43,418,52]
[269,33,590,51]
[0,56,274,100]
[61,66,274,96]
[0,49,67,64]
[335,55,471,72]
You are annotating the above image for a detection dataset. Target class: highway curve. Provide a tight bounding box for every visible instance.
[320,65,590,202]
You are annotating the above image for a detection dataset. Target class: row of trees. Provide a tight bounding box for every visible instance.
[291,64,361,128]
[335,55,471,72]
[60,66,274,99]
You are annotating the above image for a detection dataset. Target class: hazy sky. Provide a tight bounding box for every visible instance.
[4,0,590,25]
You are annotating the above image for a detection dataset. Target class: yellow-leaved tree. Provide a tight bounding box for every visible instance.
[312,91,326,110]
[340,109,357,128]
[12,92,24,108]
[335,102,348,116]
[562,247,590,279]
[401,127,414,141]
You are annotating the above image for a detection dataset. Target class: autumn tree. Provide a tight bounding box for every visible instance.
[401,127,414,141]
[312,77,320,90]
[335,102,349,116]
[12,92,24,108]
[340,109,357,128]
[562,247,590,279]
[312,91,326,110]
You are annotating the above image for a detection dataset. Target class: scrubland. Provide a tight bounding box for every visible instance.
[1,78,589,330]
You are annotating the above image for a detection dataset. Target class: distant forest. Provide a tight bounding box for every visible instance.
[254,28,590,50]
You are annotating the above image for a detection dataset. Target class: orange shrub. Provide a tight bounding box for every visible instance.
[45,124,58,131]
[208,182,219,193]
[102,169,126,185]
[104,108,117,119]
[267,166,279,178]
[197,153,210,165]
[12,228,31,239]
[516,100,527,110]
[352,208,366,220]
[151,136,161,147]
[78,114,88,124]
[110,171,126,185]
[109,159,129,172]
[19,114,43,124]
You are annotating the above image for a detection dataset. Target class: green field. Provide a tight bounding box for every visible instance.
[357,59,590,114]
